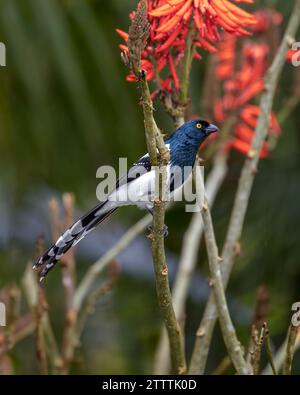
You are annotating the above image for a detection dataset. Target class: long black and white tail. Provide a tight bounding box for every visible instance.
[34,201,117,281]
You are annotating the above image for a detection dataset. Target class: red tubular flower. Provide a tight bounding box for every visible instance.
[214,13,282,159]
[251,9,282,33]
[229,138,269,158]
[240,105,281,137]
[168,54,180,89]
[216,34,236,79]
[148,0,257,62]
[150,0,256,39]
[117,1,256,95]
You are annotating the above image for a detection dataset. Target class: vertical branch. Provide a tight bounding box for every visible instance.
[123,0,186,374]
[246,286,269,365]
[139,57,186,375]
[264,323,277,375]
[153,154,227,374]
[282,324,299,375]
[189,1,300,374]
[197,167,251,375]
[262,326,300,375]
[249,323,267,375]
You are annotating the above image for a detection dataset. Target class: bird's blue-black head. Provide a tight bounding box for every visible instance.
[166,119,219,168]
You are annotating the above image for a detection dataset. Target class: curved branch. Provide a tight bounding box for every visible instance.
[197,166,251,375]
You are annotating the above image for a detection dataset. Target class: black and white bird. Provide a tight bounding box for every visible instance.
[34,119,218,280]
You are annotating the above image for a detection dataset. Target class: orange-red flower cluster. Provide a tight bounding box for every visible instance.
[214,24,281,158]
[149,0,256,41]
[250,9,282,33]
[117,0,256,94]
[230,105,280,158]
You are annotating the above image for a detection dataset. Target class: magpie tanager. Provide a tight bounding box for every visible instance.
[34,119,218,280]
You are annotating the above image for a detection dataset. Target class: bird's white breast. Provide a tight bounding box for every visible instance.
[108,166,171,210]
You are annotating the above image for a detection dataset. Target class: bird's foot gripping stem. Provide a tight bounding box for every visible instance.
[147,224,168,238]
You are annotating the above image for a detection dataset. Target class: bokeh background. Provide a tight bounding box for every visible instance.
[0,0,300,374]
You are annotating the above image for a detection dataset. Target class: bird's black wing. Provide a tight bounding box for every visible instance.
[116,153,152,189]
[34,154,153,280]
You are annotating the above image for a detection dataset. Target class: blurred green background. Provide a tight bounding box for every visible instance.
[0,0,300,374]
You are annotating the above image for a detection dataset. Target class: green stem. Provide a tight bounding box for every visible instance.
[139,72,186,374]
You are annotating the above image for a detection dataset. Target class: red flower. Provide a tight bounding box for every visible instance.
[228,105,280,158]
[215,40,267,122]
[117,1,256,95]
[251,9,282,33]
[239,105,280,137]
[214,21,282,159]
[150,0,256,39]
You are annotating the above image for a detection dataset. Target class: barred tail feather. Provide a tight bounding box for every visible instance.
[34,201,117,280]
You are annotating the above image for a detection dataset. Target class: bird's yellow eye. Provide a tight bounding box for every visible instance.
[196,123,202,129]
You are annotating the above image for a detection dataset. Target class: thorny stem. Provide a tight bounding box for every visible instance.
[189,1,300,374]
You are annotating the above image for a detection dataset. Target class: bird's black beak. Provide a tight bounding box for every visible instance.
[206,124,219,134]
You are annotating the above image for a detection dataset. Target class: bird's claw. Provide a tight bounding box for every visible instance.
[147,224,168,238]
